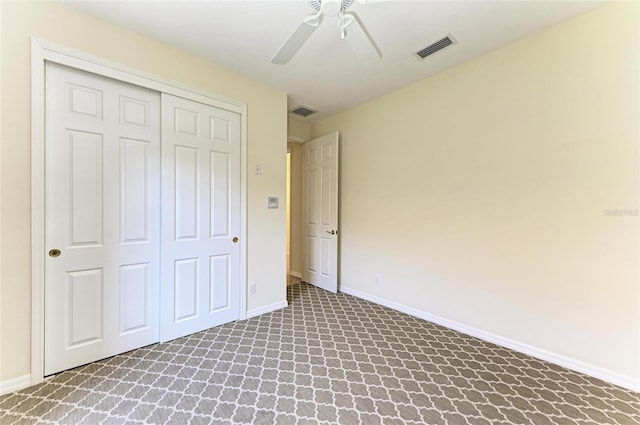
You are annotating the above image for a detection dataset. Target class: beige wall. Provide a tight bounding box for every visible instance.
[288,118,311,142]
[0,1,4,385]
[312,2,640,384]
[0,1,287,382]
[288,142,304,277]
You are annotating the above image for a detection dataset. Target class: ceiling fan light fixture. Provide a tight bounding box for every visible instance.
[321,0,342,17]
[311,0,354,14]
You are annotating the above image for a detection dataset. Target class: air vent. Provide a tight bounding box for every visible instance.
[289,105,318,118]
[415,35,457,60]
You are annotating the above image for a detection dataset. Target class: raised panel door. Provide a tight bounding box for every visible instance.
[45,63,160,375]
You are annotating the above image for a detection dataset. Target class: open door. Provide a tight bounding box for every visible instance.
[303,132,339,293]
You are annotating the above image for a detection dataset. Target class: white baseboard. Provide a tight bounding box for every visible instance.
[340,285,640,393]
[289,271,302,279]
[0,374,32,396]
[246,300,288,319]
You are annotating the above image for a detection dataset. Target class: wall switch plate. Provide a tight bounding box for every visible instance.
[255,164,262,175]
[249,282,256,294]
[268,197,279,209]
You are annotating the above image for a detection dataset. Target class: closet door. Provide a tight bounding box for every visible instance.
[45,63,161,375]
[160,94,241,342]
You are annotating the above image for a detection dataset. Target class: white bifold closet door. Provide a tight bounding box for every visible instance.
[45,64,242,375]
[45,63,161,375]
[160,94,241,342]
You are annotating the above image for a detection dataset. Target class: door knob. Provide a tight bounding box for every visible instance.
[325,230,337,235]
[49,249,61,258]
[232,237,239,243]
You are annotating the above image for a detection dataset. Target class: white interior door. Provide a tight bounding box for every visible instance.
[160,94,241,342]
[45,63,161,375]
[303,132,339,293]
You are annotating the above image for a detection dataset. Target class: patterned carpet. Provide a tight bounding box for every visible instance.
[1,283,639,424]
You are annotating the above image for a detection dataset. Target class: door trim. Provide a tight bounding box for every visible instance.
[30,38,248,386]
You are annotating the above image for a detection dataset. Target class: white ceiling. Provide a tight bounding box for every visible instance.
[63,0,604,122]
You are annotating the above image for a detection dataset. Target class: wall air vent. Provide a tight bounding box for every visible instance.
[289,105,318,118]
[415,35,457,60]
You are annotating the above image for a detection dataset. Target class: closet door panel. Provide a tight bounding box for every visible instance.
[45,63,161,375]
[161,94,241,342]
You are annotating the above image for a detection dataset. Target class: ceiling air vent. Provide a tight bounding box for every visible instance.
[415,34,457,60]
[289,105,318,118]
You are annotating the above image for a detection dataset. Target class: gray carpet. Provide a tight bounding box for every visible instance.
[1,283,638,424]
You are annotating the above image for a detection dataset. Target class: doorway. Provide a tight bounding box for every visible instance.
[287,141,304,286]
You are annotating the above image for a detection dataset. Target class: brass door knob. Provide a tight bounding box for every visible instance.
[49,249,61,258]
[232,237,239,243]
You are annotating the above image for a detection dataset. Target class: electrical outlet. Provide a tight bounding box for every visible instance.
[249,282,256,294]
[375,274,382,285]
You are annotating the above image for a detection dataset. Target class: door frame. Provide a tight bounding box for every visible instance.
[30,38,248,386]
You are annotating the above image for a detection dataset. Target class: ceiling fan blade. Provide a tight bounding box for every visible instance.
[341,12,381,62]
[271,13,323,65]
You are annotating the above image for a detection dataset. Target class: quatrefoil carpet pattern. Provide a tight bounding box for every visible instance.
[1,283,638,424]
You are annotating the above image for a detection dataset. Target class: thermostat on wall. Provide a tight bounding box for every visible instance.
[268,197,279,209]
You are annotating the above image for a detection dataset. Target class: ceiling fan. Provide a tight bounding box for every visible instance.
[271,0,382,65]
